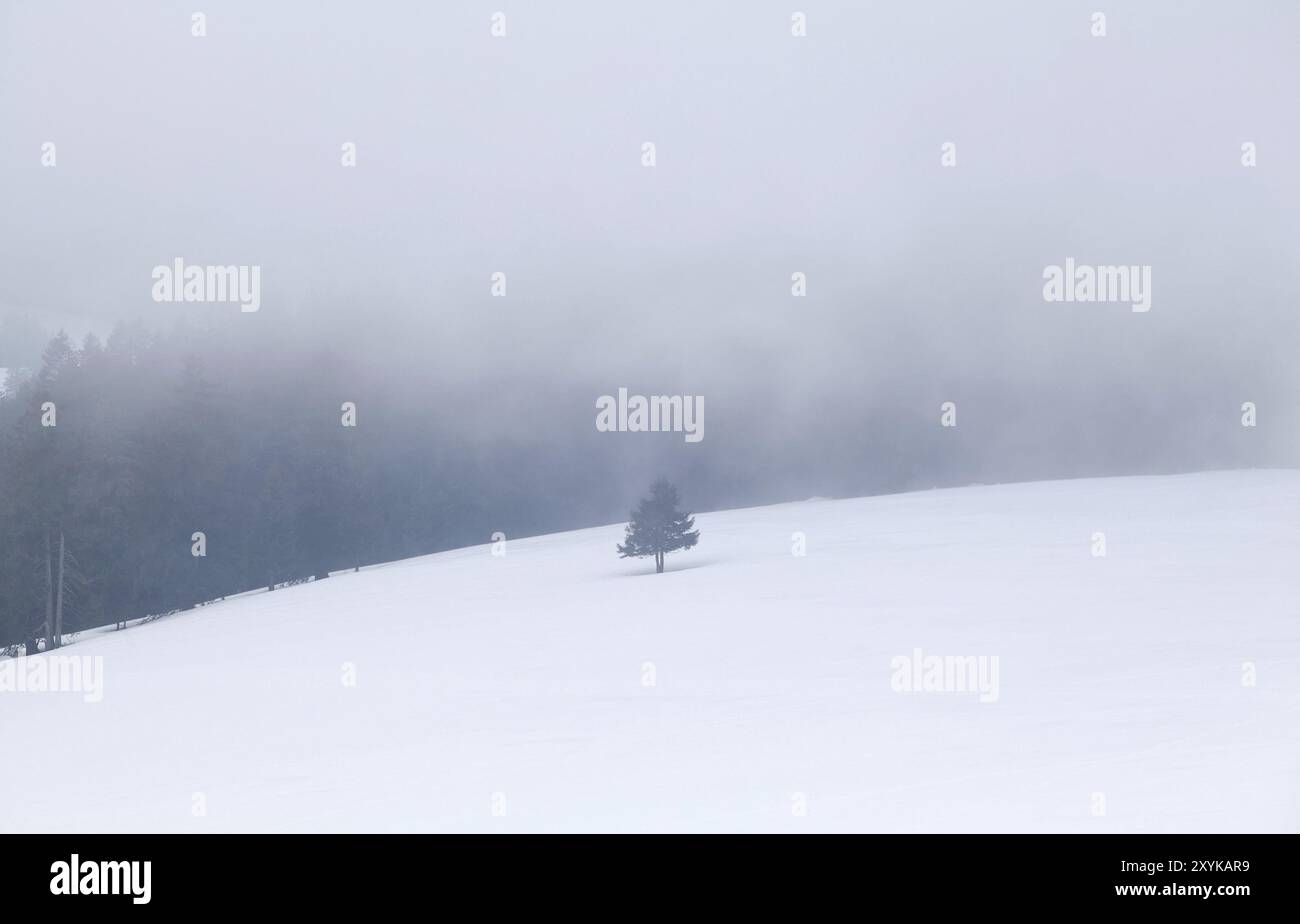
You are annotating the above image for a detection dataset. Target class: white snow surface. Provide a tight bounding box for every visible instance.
[3,470,1298,832]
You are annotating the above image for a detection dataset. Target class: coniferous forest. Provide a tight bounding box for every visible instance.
[0,321,666,649]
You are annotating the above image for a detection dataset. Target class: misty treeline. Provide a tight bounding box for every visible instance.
[2,305,1289,648]
[0,321,636,648]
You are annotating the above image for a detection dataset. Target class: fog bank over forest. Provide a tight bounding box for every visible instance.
[3,0,1298,553]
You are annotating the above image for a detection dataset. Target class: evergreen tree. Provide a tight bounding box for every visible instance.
[617,478,700,573]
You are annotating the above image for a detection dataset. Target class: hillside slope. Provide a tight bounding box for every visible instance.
[3,470,1298,832]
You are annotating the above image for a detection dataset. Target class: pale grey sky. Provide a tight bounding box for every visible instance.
[3,0,1297,498]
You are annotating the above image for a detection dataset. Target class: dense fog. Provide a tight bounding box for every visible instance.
[2,1,1297,640]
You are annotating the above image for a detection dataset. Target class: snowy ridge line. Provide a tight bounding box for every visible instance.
[5,467,1296,658]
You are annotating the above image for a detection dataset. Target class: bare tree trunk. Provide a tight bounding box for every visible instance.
[54,531,66,647]
[656,551,664,573]
[44,530,55,649]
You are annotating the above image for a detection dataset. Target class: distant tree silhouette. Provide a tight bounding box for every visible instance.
[617,478,700,573]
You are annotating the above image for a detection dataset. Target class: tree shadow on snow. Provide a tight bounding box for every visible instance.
[613,556,720,578]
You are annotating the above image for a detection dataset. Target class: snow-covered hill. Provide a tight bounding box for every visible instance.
[3,470,1298,832]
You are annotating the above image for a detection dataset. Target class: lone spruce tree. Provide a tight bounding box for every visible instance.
[617,478,700,573]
